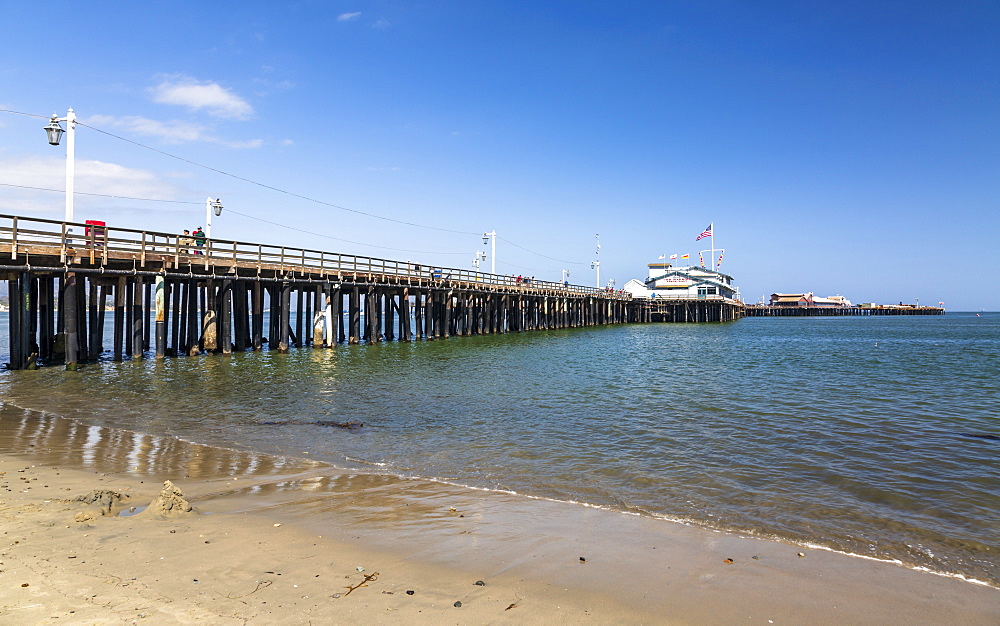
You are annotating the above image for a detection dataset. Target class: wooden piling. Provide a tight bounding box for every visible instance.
[112,277,125,361]
[251,282,264,351]
[38,276,54,361]
[278,282,291,353]
[132,277,144,360]
[414,292,423,340]
[186,279,200,356]
[400,288,411,341]
[220,281,233,355]
[170,279,181,357]
[155,276,166,359]
[349,287,361,345]
[295,287,304,348]
[63,273,79,370]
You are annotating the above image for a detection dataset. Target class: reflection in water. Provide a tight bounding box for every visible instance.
[0,401,531,568]
[0,402,324,481]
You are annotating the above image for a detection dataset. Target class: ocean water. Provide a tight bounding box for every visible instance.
[0,312,997,586]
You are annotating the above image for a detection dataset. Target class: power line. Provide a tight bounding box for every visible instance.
[0,182,200,204]
[0,182,468,256]
[0,108,50,119]
[2,108,590,268]
[497,235,587,266]
[76,120,483,237]
[223,208,467,255]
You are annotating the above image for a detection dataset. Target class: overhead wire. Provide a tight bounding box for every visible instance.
[0,183,467,255]
[2,108,592,268]
[0,108,50,119]
[76,120,482,237]
[0,182,200,204]
[497,235,587,266]
[222,208,468,255]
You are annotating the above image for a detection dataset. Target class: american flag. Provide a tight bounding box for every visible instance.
[696,224,712,241]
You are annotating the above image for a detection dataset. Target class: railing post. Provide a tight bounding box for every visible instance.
[60,222,68,263]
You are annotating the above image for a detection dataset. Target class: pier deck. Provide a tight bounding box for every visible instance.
[647,295,745,323]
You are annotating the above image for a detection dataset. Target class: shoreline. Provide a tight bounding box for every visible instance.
[1,407,998,623]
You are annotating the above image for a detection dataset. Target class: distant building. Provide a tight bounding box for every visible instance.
[769,292,852,308]
[623,262,738,300]
[770,293,812,307]
[822,294,852,307]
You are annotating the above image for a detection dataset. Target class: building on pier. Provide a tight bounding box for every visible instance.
[623,262,739,301]
[769,293,852,308]
[622,261,744,323]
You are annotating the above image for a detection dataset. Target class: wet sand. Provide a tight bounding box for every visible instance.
[0,405,998,624]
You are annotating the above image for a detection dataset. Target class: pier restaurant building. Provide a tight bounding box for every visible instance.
[623,263,739,301]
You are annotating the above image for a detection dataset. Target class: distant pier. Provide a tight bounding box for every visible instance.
[744,305,945,317]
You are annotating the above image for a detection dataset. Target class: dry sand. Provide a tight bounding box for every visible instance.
[0,410,998,624]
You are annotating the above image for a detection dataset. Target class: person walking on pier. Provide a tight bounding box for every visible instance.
[193,227,206,254]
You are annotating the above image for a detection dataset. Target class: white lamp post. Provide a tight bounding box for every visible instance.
[482,230,497,274]
[561,269,570,285]
[43,108,77,226]
[592,234,601,287]
[205,197,223,239]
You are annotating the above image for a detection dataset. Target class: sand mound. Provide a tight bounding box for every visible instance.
[145,480,193,516]
[74,489,128,515]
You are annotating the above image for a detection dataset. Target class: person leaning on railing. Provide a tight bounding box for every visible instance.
[178,230,195,255]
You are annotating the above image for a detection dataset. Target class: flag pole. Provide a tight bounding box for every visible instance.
[710,222,715,271]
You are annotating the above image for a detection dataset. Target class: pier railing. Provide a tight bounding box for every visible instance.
[0,213,626,299]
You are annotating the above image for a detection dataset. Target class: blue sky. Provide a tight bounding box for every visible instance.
[1,1,997,309]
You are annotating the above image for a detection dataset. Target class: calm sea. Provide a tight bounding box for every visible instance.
[1,312,997,586]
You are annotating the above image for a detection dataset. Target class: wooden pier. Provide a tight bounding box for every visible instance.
[648,296,745,323]
[743,305,945,317]
[1,214,647,370]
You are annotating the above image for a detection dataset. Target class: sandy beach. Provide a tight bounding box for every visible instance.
[0,411,997,626]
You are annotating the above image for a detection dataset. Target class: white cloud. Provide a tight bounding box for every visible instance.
[251,77,295,97]
[338,12,362,21]
[373,18,391,29]
[0,155,184,216]
[87,114,262,149]
[226,138,264,149]
[149,75,254,120]
[89,114,208,144]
